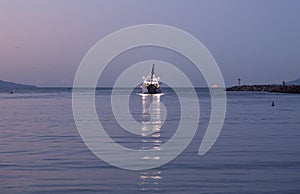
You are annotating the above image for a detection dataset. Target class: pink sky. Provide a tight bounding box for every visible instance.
[1,0,300,86]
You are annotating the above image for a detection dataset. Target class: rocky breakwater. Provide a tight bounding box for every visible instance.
[226,85,300,94]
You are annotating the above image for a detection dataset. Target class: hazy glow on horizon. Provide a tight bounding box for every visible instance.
[0,0,299,86]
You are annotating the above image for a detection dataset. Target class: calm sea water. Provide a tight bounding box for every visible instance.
[0,88,299,193]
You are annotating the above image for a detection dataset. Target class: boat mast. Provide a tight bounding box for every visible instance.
[150,64,155,84]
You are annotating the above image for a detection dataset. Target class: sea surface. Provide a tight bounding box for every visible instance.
[0,88,299,193]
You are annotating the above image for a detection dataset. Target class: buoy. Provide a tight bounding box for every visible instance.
[10,91,13,94]
[271,101,275,107]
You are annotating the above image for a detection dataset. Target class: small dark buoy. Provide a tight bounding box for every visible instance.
[271,101,275,107]
[10,91,13,95]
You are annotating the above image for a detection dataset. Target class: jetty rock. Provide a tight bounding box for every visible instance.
[226,85,300,94]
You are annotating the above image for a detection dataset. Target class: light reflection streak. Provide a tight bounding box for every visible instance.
[138,94,163,191]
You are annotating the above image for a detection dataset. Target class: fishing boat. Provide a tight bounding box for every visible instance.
[140,64,161,94]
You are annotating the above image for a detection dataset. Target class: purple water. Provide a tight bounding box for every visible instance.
[0,88,299,193]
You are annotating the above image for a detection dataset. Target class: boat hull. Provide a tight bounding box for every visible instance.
[146,84,161,94]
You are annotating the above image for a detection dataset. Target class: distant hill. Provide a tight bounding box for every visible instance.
[0,80,37,89]
[287,78,300,85]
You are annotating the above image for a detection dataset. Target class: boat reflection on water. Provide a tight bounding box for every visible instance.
[137,93,164,191]
[138,170,162,191]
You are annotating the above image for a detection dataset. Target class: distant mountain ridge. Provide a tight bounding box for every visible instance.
[287,78,300,85]
[0,80,37,89]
